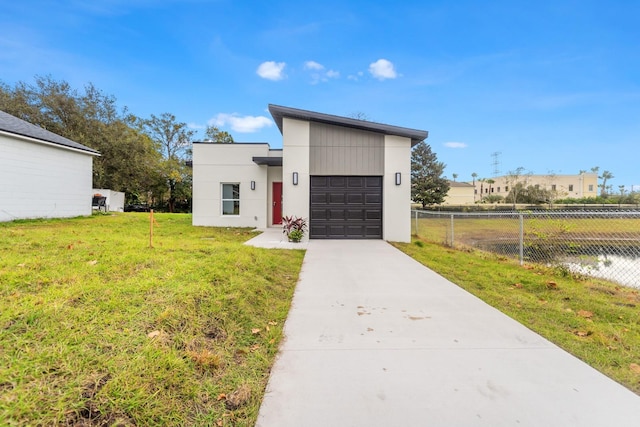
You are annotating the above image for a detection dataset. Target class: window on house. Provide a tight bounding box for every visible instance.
[589,184,594,191]
[491,188,494,193]
[497,187,501,193]
[221,183,240,215]
[474,189,477,194]
[552,185,556,191]
[505,186,509,192]
[569,184,574,192]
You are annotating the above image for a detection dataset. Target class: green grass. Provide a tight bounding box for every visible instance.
[0,213,304,426]
[393,238,640,394]
[413,216,640,244]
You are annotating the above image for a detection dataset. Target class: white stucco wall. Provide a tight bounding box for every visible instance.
[383,135,412,242]
[282,118,310,220]
[192,143,274,228]
[0,132,95,222]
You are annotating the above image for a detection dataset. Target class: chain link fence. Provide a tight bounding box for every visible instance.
[412,210,640,288]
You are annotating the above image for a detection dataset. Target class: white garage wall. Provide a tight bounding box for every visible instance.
[282,118,310,221]
[0,133,95,222]
[192,143,271,228]
[383,135,412,242]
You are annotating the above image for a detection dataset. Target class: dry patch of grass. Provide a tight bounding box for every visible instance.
[0,213,304,426]
[394,238,640,394]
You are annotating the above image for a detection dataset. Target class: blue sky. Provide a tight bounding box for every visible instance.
[2,0,639,191]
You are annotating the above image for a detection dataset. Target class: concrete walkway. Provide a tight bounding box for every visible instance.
[244,227,309,250]
[251,239,640,426]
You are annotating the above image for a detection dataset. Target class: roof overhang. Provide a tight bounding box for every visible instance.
[268,104,428,146]
[252,156,283,166]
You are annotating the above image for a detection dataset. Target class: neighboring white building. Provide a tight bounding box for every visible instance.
[193,104,428,242]
[473,173,599,201]
[0,110,99,222]
[92,188,125,212]
[442,181,475,205]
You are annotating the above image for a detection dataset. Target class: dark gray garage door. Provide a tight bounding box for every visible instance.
[309,176,382,239]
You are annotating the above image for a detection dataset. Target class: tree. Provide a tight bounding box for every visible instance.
[478,178,486,201]
[144,113,194,159]
[544,171,564,207]
[411,141,449,207]
[204,125,234,143]
[143,113,195,212]
[452,173,458,182]
[486,179,495,198]
[471,172,478,201]
[600,170,614,197]
[348,111,371,121]
[0,76,162,200]
[504,167,528,207]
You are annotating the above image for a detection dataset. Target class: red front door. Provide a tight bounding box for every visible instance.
[272,182,283,224]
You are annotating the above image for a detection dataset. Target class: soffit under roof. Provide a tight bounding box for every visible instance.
[252,156,283,166]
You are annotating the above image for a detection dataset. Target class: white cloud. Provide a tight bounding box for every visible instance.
[303,60,340,84]
[348,71,364,81]
[187,122,206,130]
[210,113,273,133]
[444,142,468,149]
[369,59,397,80]
[304,60,324,70]
[256,61,286,81]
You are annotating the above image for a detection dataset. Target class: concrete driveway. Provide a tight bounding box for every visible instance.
[253,239,640,426]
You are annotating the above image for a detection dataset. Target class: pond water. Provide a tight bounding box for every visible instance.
[474,240,640,288]
[564,255,640,289]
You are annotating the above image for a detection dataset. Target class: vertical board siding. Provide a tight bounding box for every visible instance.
[310,122,384,175]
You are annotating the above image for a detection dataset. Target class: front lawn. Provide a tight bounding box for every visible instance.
[0,213,304,426]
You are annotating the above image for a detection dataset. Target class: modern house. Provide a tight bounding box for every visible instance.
[0,110,100,222]
[192,104,428,242]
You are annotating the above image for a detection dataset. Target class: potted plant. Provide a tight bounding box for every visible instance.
[282,215,307,243]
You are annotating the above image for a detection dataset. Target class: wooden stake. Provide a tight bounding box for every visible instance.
[150,209,154,248]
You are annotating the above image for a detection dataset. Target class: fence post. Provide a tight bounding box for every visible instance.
[519,214,524,265]
[414,210,418,236]
[450,214,455,247]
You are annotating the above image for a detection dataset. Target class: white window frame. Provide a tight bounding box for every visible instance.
[221,183,240,216]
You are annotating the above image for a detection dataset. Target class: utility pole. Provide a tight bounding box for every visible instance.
[491,151,502,177]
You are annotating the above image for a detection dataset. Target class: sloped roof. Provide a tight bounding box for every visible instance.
[268,104,428,146]
[0,110,99,155]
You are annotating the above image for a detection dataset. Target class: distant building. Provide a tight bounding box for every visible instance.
[473,173,599,201]
[0,110,99,222]
[442,181,475,205]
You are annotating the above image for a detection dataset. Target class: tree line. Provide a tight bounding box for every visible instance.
[0,76,232,212]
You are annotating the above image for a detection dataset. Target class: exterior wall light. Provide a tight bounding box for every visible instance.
[251,181,256,190]
[395,172,401,185]
[293,172,299,186]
